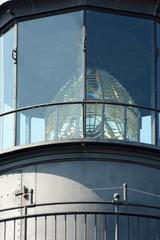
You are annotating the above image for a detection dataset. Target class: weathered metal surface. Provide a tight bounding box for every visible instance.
[0,144,159,238]
[0,171,22,240]
[0,0,159,31]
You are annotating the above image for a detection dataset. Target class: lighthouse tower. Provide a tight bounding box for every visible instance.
[0,0,160,239]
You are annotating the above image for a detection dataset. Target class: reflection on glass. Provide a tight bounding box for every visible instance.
[44,74,83,140]
[17,11,84,146]
[157,24,160,145]
[126,107,140,141]
[104,105,125,140]
[86,69,140,141]
[0,36,2,148]
[17,104,83,145]
[86,104,102,138]
[140,115,151,143]
[18,11,83,107]
[0,28,15,149]
[17,109,45,145]
[127,107,153,144]
[3,114,14,148]
[46,105,83,140]
[87,11,154,107]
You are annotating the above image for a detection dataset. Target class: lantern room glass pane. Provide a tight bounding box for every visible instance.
[157,24,160,145]
[17,11,84,108]
[17,11,84,146]
[0,27,15,150]
[86,11,154,107]
[17,104,83,145]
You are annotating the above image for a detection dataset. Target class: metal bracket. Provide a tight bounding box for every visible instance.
[112,183,128,204]
[15,186,33,204]
[12,48,17,64]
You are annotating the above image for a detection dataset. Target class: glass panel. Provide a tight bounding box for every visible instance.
[0,36,2,113]
[104,105,124,140]
[86,103,102,138]
[85,103,154,144]
[126,107,140,142]
[17,108,46,145]
[17,11,84,108]
[157,24,160,145]
[127,107,154,144]
[0,36,3,148]
[3,28,14,112]
[46,104,83,140]
[17,104,83,145]
[0,27,15,150]
[86,104,126,141]
[158,113,160,145]
[3,114,14,149]
[3,29,15,149]
[157,24,160,107]
[86,11,154,107]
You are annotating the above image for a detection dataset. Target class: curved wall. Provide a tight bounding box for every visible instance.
[0,143,160,239]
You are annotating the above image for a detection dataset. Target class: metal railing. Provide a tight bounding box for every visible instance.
[0,201,160,240]
[0,100,159,150]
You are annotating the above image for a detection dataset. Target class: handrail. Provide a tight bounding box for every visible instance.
[0,210,160,224]
[0,201,160,213]
[0,100,159,118]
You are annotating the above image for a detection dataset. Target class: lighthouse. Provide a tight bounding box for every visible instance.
[0,0,160,239]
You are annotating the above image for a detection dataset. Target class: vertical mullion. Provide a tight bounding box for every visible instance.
[157,219,160,240]
[1,35,4,149]
[147,218,149,240]
[55,215,57,240]
[13,220,16,240]
[84,214,87,240]
[127,216,130,240]
[0,36,3,149]
[45,216,47,240]
[124,106,127,141]
[153,20,157,145]
[155,20,159,146]
[104,215,107,240]
[137,217,139,240]
[13,23,18,147]
[65,214,66,240]
[94,214,97,240]
[75,214,77,240]
[101,103,105,139]
[83,10,87,139]
[4,221,6,240]
[56,105,59,140]
[35,217,37,240]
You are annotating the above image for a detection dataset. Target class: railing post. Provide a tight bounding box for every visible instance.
[123,183,128,203]
[115,203,119,240]
[124,106,127,140]
[24,206,27,240]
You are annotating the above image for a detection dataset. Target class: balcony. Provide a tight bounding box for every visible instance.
[0,201,160,240]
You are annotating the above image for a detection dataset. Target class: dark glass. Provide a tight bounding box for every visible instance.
[157,24,160,108]
[86,11,154,107]
[157,24,160,145]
